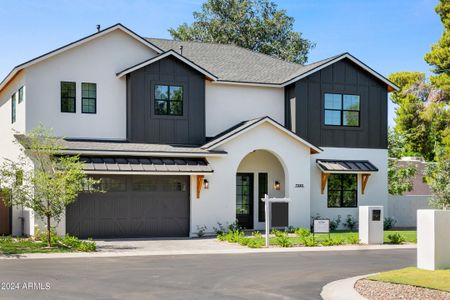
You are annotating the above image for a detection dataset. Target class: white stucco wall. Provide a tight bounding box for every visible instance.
[0,72,35,236]
[237,150,285,230]
[205,82,285,137]
[190,122,312,236]
[25,29,157,139]
[310,147,388,229]
[388,195,432,228]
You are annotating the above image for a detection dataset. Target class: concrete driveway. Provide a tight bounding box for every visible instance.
[94,237,245,254]
[0,249,415,299]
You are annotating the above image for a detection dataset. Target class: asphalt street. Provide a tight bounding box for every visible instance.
[0,249,415,300]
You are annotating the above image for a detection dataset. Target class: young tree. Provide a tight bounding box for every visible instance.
[0,125,99,247]
[425,149,450,210]
[388,160,417,195]
[169,0,314,64]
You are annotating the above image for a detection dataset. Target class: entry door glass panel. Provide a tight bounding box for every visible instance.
[236,173,253,229]
[258,173,268,222]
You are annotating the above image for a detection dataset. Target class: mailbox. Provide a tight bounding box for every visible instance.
[359,206,384,244]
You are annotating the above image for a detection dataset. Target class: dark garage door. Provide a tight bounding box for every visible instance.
[66,175,190,239]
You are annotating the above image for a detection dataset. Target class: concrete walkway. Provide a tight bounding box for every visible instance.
[321,274,373,300]
[0,238,416,260]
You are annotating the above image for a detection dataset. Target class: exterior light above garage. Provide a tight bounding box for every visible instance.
[203,179,209,189]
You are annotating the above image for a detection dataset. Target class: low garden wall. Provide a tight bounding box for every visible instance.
[388,195,432,228]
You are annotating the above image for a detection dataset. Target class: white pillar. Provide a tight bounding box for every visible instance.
[417,210,450,270]
[359,206,384,244]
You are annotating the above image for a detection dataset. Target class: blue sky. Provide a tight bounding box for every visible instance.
[0,0,442,126]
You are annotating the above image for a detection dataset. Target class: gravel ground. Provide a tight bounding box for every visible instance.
[355,279,450,300]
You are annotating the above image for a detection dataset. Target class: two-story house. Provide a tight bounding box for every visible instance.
[0,24,398,238]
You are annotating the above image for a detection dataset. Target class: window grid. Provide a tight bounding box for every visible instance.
[327,174,358,208]
[154,85,183,116]
[82,83,97,114]
[61,82,76,113]
[324,93,360,127]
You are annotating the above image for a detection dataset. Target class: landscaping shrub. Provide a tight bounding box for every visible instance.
[58,235,96,252]
[321,237,344,246]
[387,233,406,244]
[274,231,292,247]
[213,222,226,235]
[330,215,342,231]
[384,217,397,230]
[228,221,242,232]
[343,214,358,231]
[294,228,310,239]
[301,235,318,247]
[286,226,297,233]
[196,225,207,237]
[346,234,359,245]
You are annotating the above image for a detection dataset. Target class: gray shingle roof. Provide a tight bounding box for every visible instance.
[58,139,226,156]
[147,38,304,84]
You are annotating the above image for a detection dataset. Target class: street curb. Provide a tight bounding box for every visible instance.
[321,274,376,300]
[0,244,416,260]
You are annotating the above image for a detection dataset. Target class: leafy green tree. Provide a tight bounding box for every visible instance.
[388,71,449,161]
[425,148,450,209]
[388,160,417,195]
[425,0,450,95]
[169,0,314,64]
[0,125,100,247]
[388,128,407,158]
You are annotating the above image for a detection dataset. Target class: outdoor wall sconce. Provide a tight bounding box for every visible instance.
[203,179,209,189]
[274,181,281,190]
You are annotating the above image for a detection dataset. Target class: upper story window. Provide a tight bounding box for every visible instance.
[18,86,24,103]
[82,83,96,114]
[154,85,183,116]
[324,93,360,127]
[327,174,357,208]
[11,93,17,124]
[61,82,76,113]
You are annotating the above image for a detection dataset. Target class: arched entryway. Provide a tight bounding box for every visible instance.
[236,149,287,230]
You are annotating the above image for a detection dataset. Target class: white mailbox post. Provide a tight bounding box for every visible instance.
[359,206,384,244]
[261,194,291,247]
[417,210,450,270]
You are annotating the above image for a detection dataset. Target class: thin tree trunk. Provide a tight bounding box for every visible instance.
[47,215,51,248]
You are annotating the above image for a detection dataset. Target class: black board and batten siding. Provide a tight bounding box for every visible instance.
[285,58,388,149]
[126,56,206,145]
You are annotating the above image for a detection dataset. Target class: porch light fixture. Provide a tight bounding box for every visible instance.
[203,179,209,189]
[274,181,281,190]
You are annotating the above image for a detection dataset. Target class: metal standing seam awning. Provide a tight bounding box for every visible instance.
[79,156,213,175]
[316,159,379,195]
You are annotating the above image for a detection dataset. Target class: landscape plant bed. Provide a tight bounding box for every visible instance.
[0,235,96,255]
[355,267,450,300]
[217,229,416,248]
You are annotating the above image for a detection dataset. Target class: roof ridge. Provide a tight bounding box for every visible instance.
[146,37,303,68]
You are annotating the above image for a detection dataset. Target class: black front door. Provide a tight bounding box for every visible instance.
[236,173,254,229]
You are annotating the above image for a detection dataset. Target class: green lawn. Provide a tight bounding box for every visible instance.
[0,236,96,255]
[368,267,450,292]
[269,230,416,246]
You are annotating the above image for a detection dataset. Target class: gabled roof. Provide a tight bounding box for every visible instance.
[147,38,301,86]
[0,23,163,93]
[147,38,399,91]
[116,50,218,81]
[281,53,400,91]
[202,116,322,154]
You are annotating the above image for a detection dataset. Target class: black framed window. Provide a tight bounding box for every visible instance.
[11,93,16,124]
[324,93,360,126]
[154,85,183,116]
[18,86,24,103]
[327,174,357,208]
[82,83,96,114]
[61,82,76,113]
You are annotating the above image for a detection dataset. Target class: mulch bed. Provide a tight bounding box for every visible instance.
[355,279,450,300]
